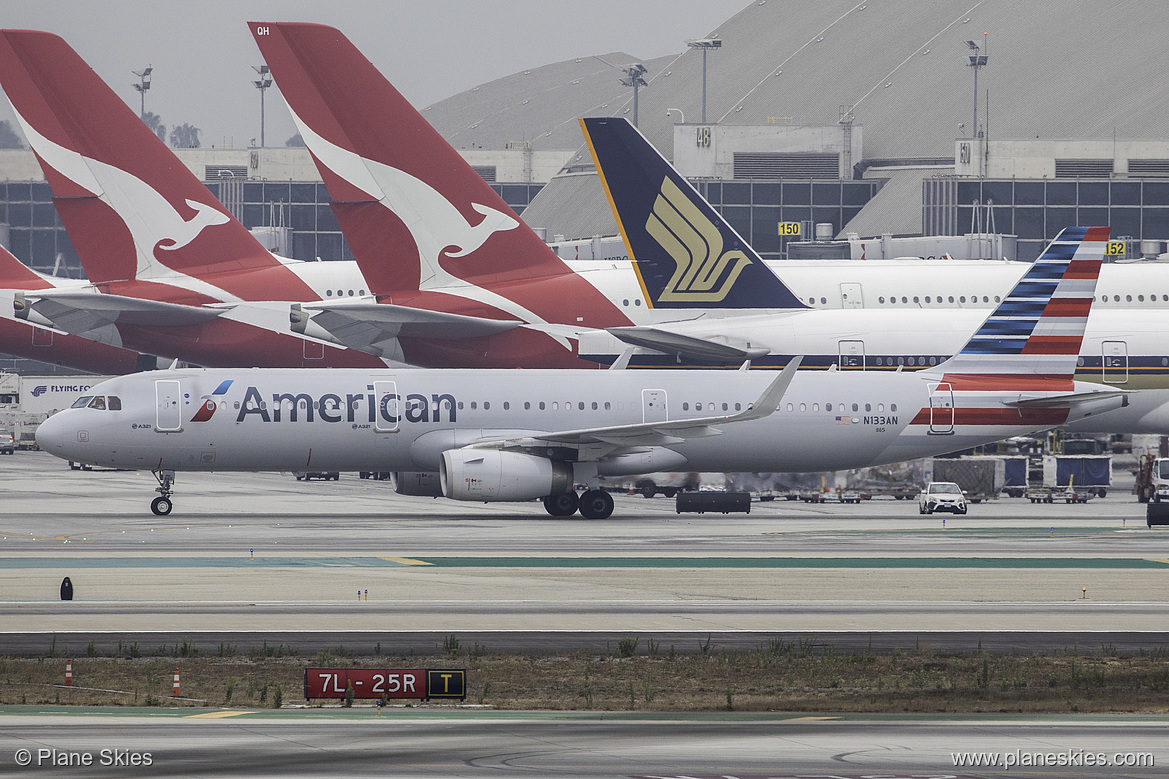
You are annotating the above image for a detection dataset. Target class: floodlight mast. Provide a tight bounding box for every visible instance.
[619,63,648,127]
[253,65,273,147]
[132,65,152,120]
[686,37,721,124]
[964,35,988,139]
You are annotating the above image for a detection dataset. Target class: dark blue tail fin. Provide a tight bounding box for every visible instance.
[580,117,807,310]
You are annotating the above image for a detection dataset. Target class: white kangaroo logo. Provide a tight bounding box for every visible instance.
[156,199,231,253]
[289,105,569,348]
[10,104,239,300]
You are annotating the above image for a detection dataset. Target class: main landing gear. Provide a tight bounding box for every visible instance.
[151,469,175,516]
[542,489,614,519]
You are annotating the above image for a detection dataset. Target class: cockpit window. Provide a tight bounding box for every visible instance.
[108,396,122,411]
[71,396,93,409]
[88,396,107,410]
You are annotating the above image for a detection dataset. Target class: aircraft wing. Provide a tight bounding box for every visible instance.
[290,301,523,358]
[14,290,225,334]
[469,358,800,455]
[607,326,771,363]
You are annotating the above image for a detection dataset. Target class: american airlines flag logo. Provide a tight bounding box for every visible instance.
[189,380,234,423]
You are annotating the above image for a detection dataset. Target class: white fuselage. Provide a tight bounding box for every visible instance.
[37,367,1117,478]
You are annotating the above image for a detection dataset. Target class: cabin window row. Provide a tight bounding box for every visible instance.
[872,356,944,367]
[783,402,897,413]
[1099,294,1169,303]
[324,289,366,297]
[875,295,1000,305]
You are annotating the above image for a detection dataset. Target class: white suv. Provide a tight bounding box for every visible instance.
[918,481,967,515]
[0,430,14,455]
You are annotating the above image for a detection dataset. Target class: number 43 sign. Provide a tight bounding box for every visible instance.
[305,668,466,700]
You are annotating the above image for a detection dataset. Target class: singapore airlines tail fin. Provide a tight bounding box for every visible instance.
[249,21,593,301]
[930,226,1109,384]
[580,116,807,311]
[0,29,302,298]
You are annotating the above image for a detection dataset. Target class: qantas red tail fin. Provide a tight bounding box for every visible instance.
[249,22,584,297]
[0,29,292,294]
[0,243,51,290]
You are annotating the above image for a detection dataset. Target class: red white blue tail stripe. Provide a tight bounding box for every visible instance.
[929,226,1108,384]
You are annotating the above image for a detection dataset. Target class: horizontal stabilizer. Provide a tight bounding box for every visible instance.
[290,301,523,357]
[15,290,224,335]
[1003,389,1128,410]
[608,326,771,363]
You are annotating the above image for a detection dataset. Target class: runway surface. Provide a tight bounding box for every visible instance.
[0,709,1163,778]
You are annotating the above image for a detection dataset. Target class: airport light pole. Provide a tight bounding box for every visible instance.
[253,65,273,147]
[964,36,987,138]
[619,63,647,127]
[132,65,152,120]
[686,37,721,124]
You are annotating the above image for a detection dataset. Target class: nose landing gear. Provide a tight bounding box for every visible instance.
[151,469,175,515]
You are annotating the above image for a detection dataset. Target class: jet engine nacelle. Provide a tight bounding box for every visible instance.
[391,471,444,497]
[440,449,574,502]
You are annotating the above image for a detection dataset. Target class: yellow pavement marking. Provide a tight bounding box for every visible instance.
[783,716,841,722]
[184,711,253,719]
[381,557,434,566]
[1146,559,1169,565]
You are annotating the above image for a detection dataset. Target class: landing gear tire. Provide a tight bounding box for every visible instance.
[543,491,579,517]
[151,468,176,517]
[578,489,614,519]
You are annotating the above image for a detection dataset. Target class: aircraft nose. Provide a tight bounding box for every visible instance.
[35,411,74,459]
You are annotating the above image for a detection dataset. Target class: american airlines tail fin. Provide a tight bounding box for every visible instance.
[248,22,583,296]
[930,226,1108,383]
[0,29,295,295]
[580,117,807,310]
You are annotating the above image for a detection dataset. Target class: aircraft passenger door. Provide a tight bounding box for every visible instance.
[838,340,865,370]
[839,282,863,309]
[373,381,399,433]
[928,382,955,435]
[1102,340,1128,384]
[642,389,668,423]
[32,327,52,347]
[155,379,183,432]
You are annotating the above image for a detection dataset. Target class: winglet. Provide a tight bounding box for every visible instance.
[735,356,801,422]
[580,116,807,311]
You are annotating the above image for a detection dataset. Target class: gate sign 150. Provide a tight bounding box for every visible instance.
[304,668,466,700]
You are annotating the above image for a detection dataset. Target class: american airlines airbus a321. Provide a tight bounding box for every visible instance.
[36,228,1124,519]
